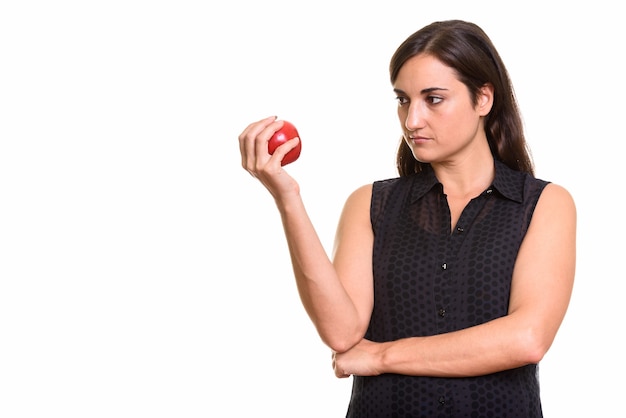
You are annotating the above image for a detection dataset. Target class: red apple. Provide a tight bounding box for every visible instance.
[268,120,301,166]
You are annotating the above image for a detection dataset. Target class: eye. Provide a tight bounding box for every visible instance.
[427,96,443,105]
[395,96,409,106]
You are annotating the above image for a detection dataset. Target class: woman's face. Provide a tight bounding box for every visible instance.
[393,54,492,165]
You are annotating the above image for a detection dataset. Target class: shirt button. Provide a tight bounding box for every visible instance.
[439,395,446,405]
[456,226,464,233]
[441,263,447,270]
[438,308,446,317]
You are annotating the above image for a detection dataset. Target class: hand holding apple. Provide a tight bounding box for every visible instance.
[268,120,301,166]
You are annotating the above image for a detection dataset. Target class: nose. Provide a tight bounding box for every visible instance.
[404,103,425,132]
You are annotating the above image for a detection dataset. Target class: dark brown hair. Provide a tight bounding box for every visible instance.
[390,20,534,176]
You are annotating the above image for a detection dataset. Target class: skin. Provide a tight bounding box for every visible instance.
[238,53,576,379]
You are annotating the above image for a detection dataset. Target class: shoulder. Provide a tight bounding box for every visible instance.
[344,183,373,210]
[537,182,576,213]
[533,182,577,231]
[336,184,374,235]
[373,175,411,190]
[345,175,412,204]
[372,175,419,202]
[343,175,422,219]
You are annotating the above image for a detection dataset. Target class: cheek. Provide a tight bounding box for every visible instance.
[439,111,480,143]
[440,105,471,127]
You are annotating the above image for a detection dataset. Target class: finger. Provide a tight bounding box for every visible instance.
[252,119,288,165]
[251,120,295,171]
[268,137,300,166]
[238,115,276,145]
[238,116,277,169]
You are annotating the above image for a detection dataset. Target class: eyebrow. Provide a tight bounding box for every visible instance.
[393,87,449,95]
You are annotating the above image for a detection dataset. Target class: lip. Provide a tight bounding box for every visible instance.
[408,135,430,144]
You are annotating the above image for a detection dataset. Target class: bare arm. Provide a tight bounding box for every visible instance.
[239,117,374,352]
[277,185,374,351]
[333,183,576,377]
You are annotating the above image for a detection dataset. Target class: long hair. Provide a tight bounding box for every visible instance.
[389,20,534,176]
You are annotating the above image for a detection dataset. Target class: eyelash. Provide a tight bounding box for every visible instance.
[395,96,443,106]
[396,96,409,106]
[428,96,443,105]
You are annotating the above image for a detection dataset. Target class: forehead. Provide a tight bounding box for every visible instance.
[394,54,460,90]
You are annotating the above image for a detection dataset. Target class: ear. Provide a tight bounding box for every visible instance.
[477,83,494,116]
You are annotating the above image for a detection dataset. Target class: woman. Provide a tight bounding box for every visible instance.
[238,19,576,417]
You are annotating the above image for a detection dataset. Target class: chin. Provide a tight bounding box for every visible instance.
[410,151,432,164]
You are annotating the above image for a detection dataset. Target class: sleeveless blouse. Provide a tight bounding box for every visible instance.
[346,161,549,418]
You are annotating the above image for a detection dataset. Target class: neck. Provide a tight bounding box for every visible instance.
[432,155,495,199]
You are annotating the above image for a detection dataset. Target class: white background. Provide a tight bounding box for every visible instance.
[1,1,623,417]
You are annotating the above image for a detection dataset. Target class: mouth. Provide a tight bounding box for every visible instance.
[407,135,430,144]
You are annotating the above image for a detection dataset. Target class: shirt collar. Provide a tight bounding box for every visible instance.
[491,160,525,203]
[409,160,525,204]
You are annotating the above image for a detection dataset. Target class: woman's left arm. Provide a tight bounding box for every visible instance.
[333,183,577,378]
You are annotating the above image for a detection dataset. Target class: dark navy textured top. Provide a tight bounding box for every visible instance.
[346,160,549,418]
